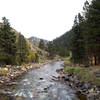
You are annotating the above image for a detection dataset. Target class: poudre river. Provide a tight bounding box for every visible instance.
[0,61,79,100]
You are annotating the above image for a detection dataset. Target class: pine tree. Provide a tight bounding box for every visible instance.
[71,14,86,65]
[47,42,56,59]
[17,33,29,64]
[84,0,100,65]
[0,17,16,64]
[39,39,45,50]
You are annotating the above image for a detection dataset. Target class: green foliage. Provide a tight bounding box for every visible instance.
[37,50,42,55]
[84,0,100,65]
[64,66,94,82]
[39,39,45,50]
[47,42,56,59]
[0,65,6,67]
[34,53,39,63]
[0,17,40,65]
[82,72,93,82]
[64,66,83,76]
[53,30,72,57]
[71,14,86,65]
[16,33,29,64]
[0,17,16,65]
[64,60,71,66]
[54,0,100,66]
[27,52,36,63]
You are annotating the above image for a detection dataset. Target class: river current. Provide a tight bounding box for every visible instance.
[0,61,79,100]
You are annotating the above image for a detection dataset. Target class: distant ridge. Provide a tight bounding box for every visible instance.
[28,36,49,44]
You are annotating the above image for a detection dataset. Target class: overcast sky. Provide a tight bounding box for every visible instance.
[0,0,89,40]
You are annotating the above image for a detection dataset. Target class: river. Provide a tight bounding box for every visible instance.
[0,61,79,100]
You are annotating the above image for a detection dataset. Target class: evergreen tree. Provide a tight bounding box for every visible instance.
[0,17,16,64]
[17,33,29,64]
[84,0,100,65]
[52,0,100,66]
[71,14,86,65]
[47,42,56,59]
[39,39,45,50]
[71,16,80,64]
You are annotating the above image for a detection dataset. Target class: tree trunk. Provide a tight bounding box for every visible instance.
[94,56,97,65]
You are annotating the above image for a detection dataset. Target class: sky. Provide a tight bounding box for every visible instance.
[0,0,89,41]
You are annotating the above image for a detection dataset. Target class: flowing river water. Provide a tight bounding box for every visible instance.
[0,61,80,100]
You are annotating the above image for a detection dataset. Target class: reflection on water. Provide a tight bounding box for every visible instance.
[0,61,79,100]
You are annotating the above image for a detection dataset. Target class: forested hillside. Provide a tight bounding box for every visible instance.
[0,17,47,65]
[53,0,100,66]
[53,30,73,56]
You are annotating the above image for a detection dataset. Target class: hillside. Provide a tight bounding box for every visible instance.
[0,18,48,65]
[53,30,73,56]
[12,29,48,63]
[53,0,100,66]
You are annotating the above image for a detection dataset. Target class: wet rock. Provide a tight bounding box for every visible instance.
[87,93,100,100]
[68,74,73,77]
[64,77,70,81]
[78,82,84,88]
[84,83,92,90]
[40,78,43,80]
[6,82,18,86]
[61,75,65,79]
[56,68,63,72]
[44,87,48,91]
[77,91,87,100]
[0,88,12,95]
[44,87,47,90]
[51,76,58,81]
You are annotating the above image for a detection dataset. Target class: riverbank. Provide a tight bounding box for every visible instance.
[0,60,80,100]
[57,61,100,100]
[0,60,53,87]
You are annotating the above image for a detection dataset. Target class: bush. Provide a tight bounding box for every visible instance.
[27,52,36,63]
[82,72,93,82]
[74,67,84,76]
[64,66,83,76]
[0,65,6,67]
[0,68,10,75]
[0,53,16,65]
[64,60,71,66]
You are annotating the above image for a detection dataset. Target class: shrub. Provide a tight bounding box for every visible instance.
[82,72,93,82]
[74,67,84,76]
[0,68,10,75]
[64,60,71,66]
[64,66,83,76]
[0,65,6,67]
[27,52,36,63]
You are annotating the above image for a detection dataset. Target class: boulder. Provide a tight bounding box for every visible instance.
[64,77,70,81]
[40,78,43,80]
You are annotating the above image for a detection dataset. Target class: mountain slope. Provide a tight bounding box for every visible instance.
[53,30,73,56]
[28,36,49,44]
